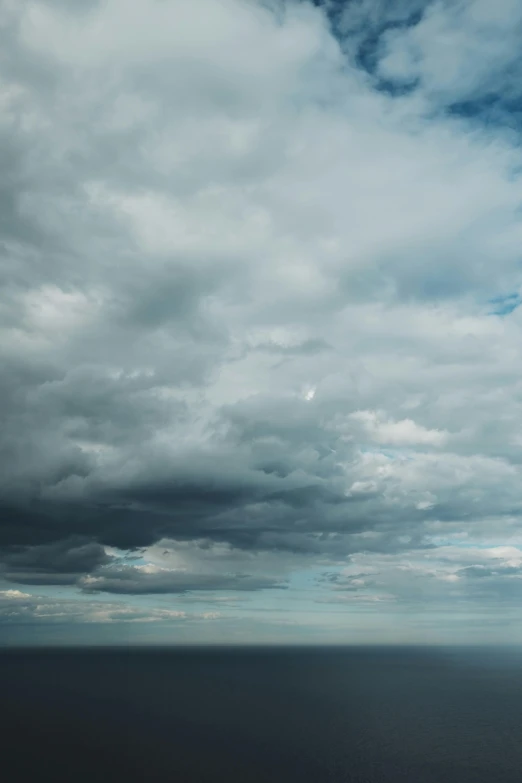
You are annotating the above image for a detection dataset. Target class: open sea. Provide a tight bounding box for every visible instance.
[1,646,522,782]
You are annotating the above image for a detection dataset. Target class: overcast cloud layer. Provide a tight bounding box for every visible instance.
[2,0,522,645]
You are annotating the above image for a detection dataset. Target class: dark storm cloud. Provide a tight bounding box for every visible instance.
[3,537,111,573]
[1,537,112,585]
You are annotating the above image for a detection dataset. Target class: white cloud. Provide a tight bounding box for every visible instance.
[0,589,31,600]
[377,0,522,103]
[349,409,448,446]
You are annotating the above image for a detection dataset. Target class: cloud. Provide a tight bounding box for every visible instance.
[374,0,522,106]
[1,536,293,594]
[79,564,286,595]
[1,0,522,638]
[0,589,31,600]
[348,409,448,446]
[0,586,222,625]
[1,537,113,585]
[316,539,522,613]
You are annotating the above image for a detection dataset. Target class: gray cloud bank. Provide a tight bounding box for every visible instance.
[2,0,522,622]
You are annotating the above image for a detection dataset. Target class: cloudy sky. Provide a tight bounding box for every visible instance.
[2,0,522,646]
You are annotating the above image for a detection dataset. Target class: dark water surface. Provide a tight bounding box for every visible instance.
[1,646,522,782]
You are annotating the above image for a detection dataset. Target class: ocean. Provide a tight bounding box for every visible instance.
[1,646,521,782]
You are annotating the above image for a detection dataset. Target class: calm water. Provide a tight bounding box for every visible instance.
[1,647,522,782]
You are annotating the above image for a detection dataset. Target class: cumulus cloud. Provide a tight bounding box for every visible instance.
[0,589,31,600]
[348,409,448,446]
[1,0,522,641]
[375,0,522,106]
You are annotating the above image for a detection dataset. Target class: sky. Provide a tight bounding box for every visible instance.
[2,0,522,646]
